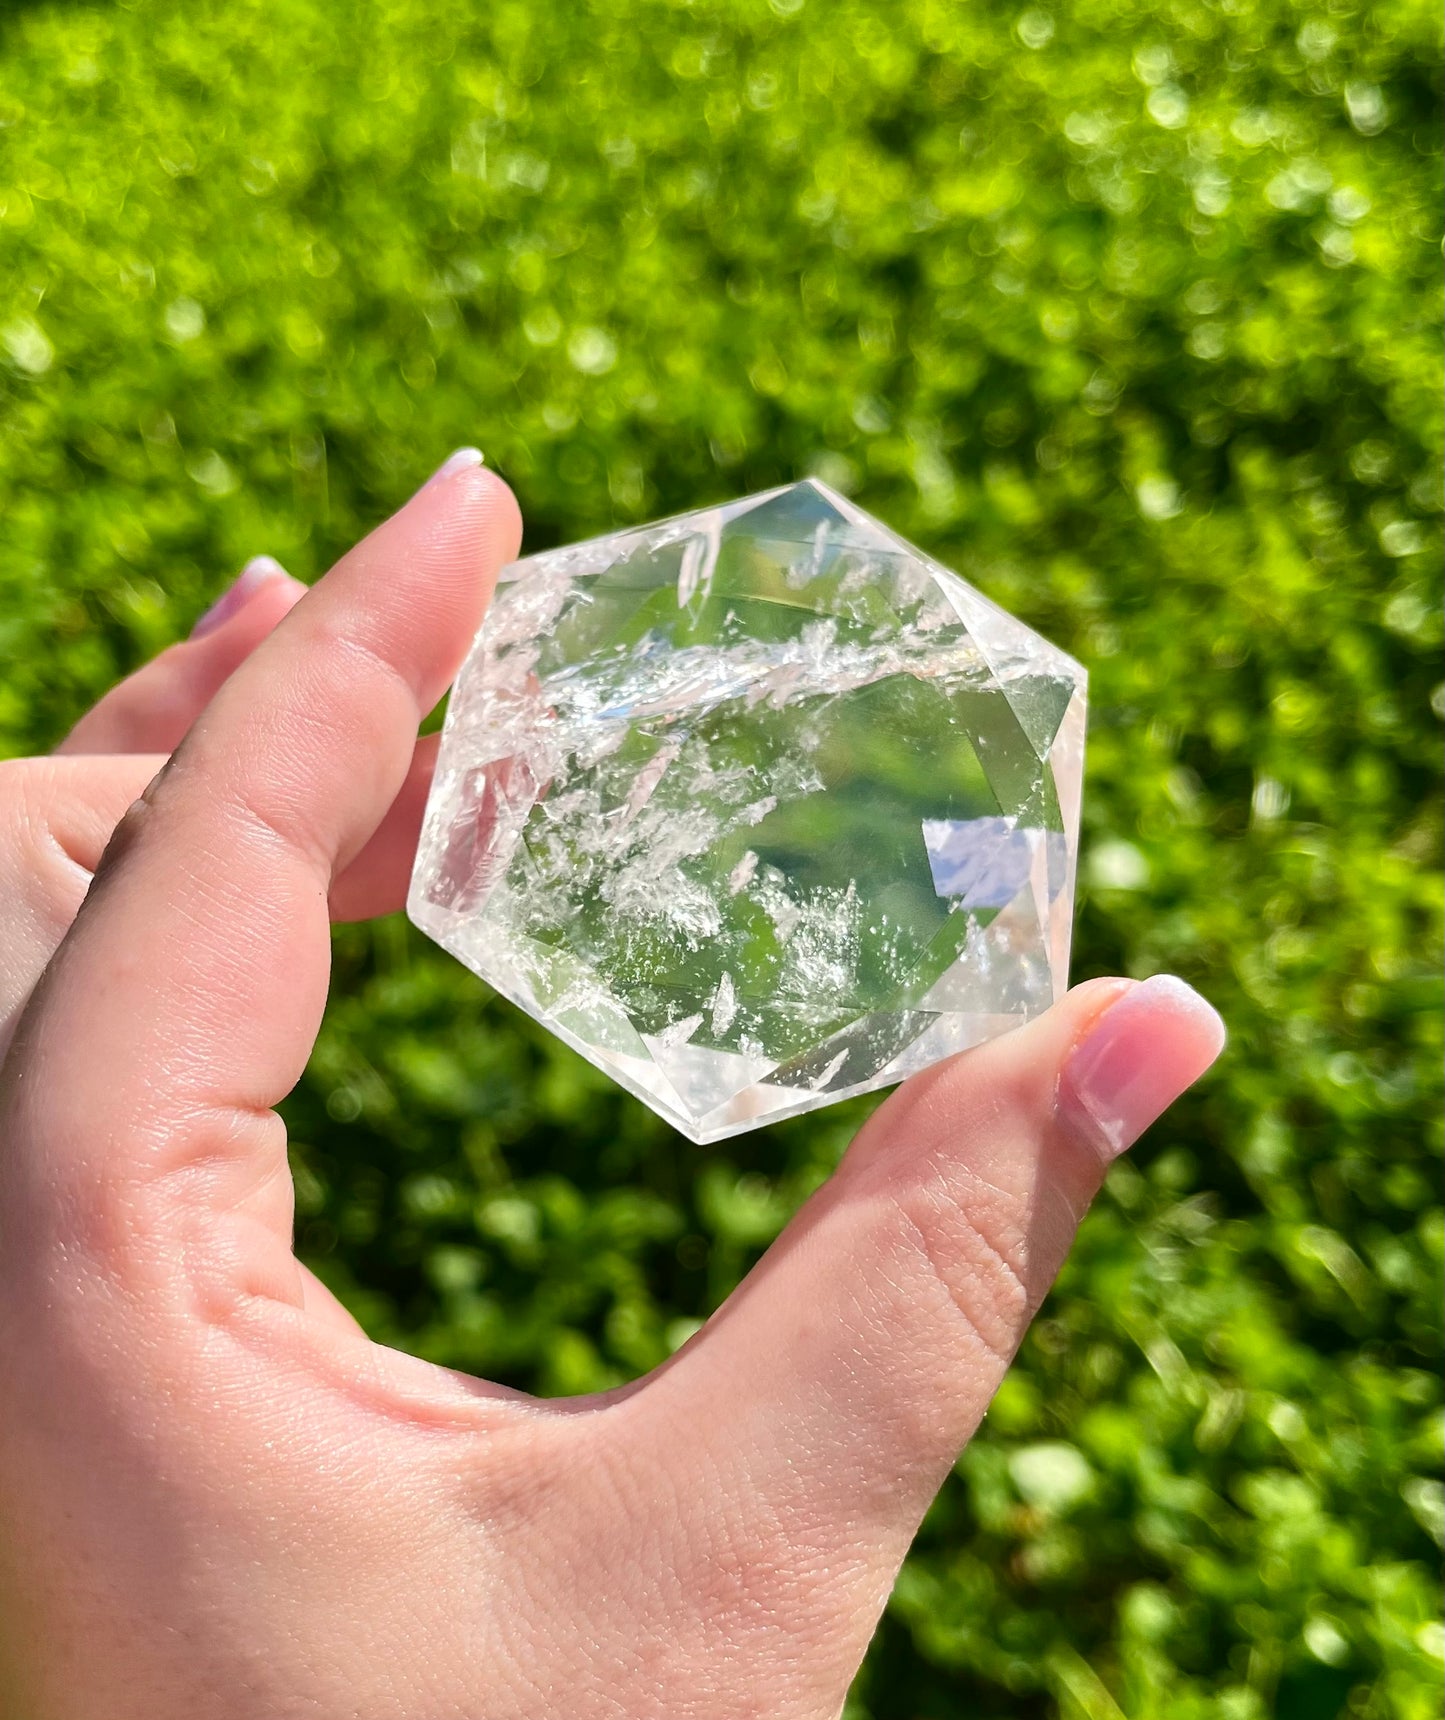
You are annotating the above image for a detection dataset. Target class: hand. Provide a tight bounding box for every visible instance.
[0,457,1224,1720]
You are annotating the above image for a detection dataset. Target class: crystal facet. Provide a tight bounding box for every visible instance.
[408,480,1086,1143]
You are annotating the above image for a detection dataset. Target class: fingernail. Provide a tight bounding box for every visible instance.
[1060,974,1226,1160]
[426,446,485,487]
[190,555,289,639]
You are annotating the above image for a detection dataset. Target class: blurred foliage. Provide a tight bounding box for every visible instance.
[1,0,1442,1712]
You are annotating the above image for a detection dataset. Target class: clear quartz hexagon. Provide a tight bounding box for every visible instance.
[408,480,1086,1142]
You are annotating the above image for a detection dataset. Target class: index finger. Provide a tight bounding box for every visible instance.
[0,456,521,1284]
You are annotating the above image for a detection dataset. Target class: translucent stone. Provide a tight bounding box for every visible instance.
[408,480,1086,1143]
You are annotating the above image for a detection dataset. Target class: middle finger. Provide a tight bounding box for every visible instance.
[56,558,305,757]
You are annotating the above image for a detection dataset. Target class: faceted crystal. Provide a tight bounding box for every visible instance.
[408,480,1086,1143]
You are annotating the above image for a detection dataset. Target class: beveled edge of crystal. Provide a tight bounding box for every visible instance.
[412,883,1060,1144]
[806,478,1089,689]
[409,893,730,1141]
[492,481,798,587]
[683,1009,1035,1143]
[488,475,1089,702]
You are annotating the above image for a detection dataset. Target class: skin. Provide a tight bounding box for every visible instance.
[0,462,1224,1719]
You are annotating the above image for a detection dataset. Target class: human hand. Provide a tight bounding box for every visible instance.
[0,457,1224,1719]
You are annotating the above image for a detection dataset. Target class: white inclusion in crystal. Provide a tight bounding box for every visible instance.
[728,849,759,894]
[780,879,859,1001]
[786,518,831,590]
[754,868,802,945]
[809,518,829,577]
[409,477,1087,1143]
[808,1048,850,1091]
[710,972,738,1036]
[620,738,680,824]
[677,515,723,610]
[658,1011,705,1049]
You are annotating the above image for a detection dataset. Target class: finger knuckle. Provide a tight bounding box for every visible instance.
[89,778,163,886]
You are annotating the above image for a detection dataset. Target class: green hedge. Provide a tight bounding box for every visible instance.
[2,0,1441,1712]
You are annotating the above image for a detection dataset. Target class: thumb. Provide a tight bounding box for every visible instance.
[619,976,1224,1658]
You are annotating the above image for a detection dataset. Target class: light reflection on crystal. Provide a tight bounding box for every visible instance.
[409,479,1086,1142]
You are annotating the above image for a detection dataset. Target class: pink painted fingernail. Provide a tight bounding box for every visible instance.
[190,555,289,639]
[1060,975,1226,1160]
[426,446,485,486]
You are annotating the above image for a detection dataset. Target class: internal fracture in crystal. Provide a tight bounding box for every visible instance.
[408,479,1086,1142]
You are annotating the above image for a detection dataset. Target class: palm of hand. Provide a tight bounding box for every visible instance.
[0,464,1222,1719]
